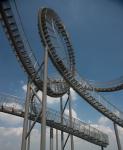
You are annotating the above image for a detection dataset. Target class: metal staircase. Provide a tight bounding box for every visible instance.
[38,7,123,128]
[52,55,123,127]
[0,0,69,97]
[0,93,109,147]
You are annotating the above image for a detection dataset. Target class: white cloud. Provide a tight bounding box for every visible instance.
[90,116,123,150]
[0,126,41,150]
[69,88,78,101]
[0,112,23,126]
[91,123,113,135]
[0,112,122,150]
[98,116,111,126]
[91,116,113,135]
[22,84,59,105]
[22,84,27,92]
[22,84,78,106]
[118,126,123,133]
[0,127,22,150]
[64,108,78,119]
[1,127,22,136]
[37,90,60,105]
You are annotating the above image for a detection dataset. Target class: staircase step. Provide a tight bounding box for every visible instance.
[3,7,11,12]
[9,21,16,26]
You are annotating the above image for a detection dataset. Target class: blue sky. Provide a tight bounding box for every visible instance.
[0,0,123,149]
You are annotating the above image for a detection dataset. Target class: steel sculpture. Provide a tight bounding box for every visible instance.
[0,0,122,150]
[38,7,123,128]
[0,0,75,98]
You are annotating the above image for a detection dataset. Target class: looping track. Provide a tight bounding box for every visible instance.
[38,7,123,128]
[0,0,76,97]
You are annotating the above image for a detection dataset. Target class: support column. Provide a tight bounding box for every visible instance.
[40,46,48,150]
[21,80,31,150]
[101,146,104,150]
[60,97,64,150]
[114,123,122,150]
[56,129,58,150]
[69,91,74,150]
[50,128,53,150]
[27,102,33,150]
[27,119,31,150]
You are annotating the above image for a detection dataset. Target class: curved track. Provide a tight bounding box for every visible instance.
[89,77,123,92]
[38,8,123,128]
[0,0,75,97]
[0,93,109,147]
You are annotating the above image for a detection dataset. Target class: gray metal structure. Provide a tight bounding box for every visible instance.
[50,128,53,150]
[114,123,122,150]
[56,129,58,150]
[21,80,32,150]
[38,7,123,128]
[0,0,74,98]
[40,46,48,150]
[90,76,123,92]
[0,0,122,150]
[0,93,109,147]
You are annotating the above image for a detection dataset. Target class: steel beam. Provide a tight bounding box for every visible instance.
[26,108,42,139]
[50,128,53,150]
[27,118,31,150]
[26,86,42,139]
[56,129,58,150]
[69,92,74,150]
[21,80,31,150]
[62,97,69,114]
[60,97,64,150]
[101,146,104,150]
[40,47,48,150]
[63,134,70,149]
[114,122,122,150]
[30,86,41,103]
